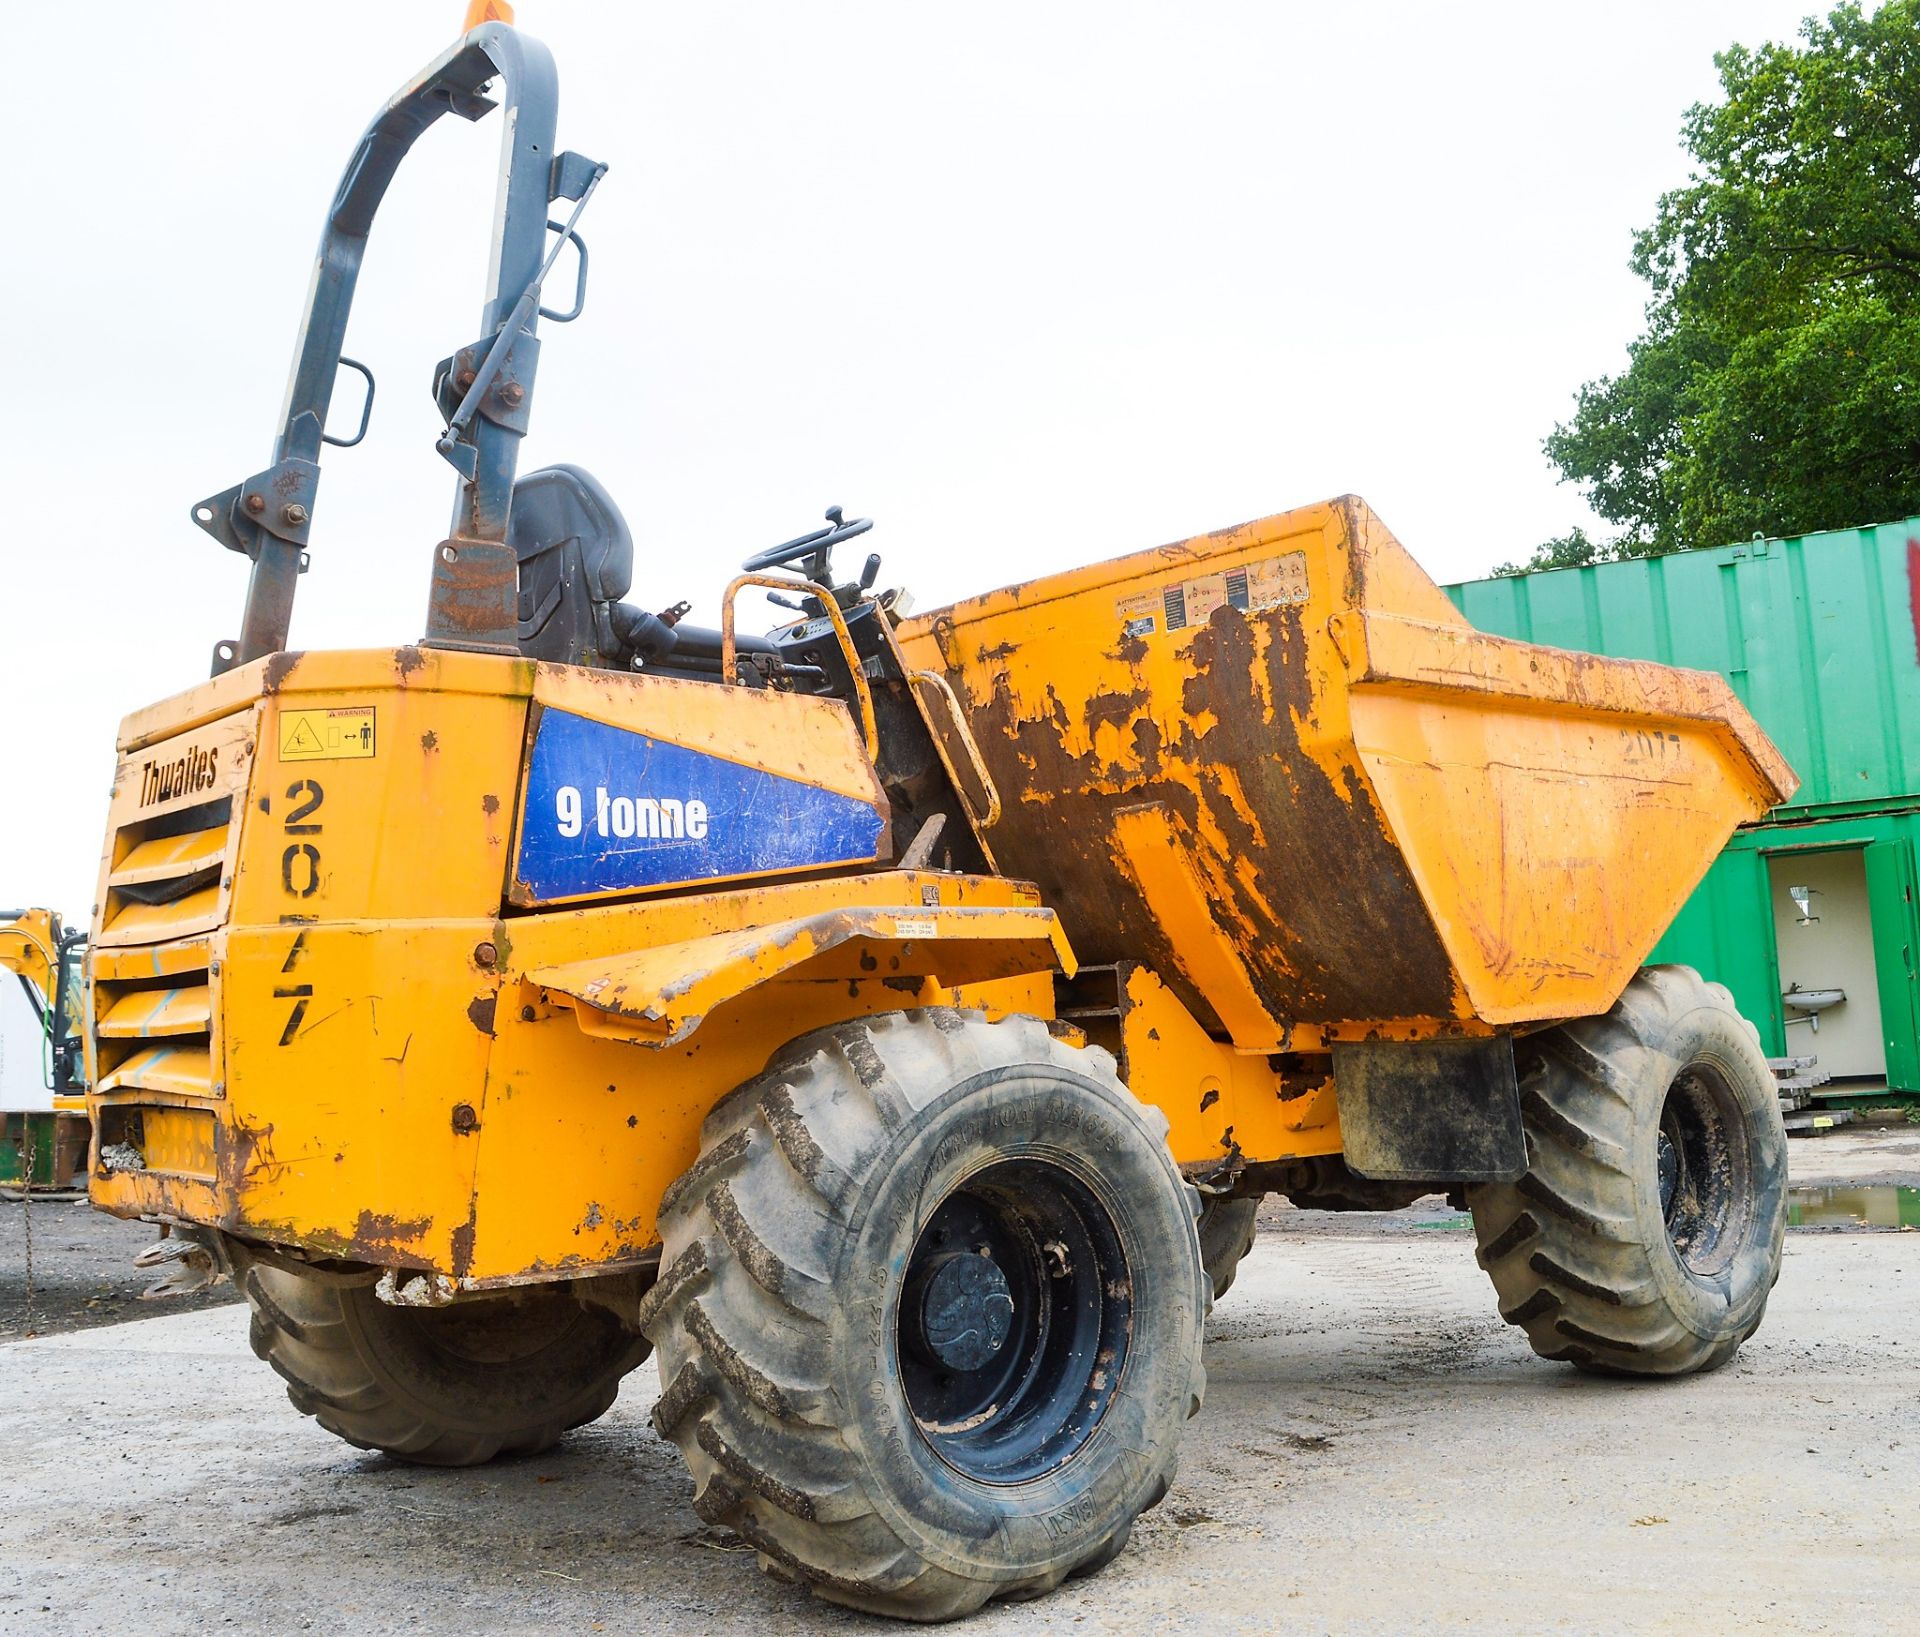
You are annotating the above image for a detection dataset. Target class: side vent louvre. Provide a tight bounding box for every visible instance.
[101,796,233,944]
[112,865,223,907]
[92,939,216,1101]
[90,711,255,1116]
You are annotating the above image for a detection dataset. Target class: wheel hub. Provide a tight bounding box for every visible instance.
[896,1159,1131,1485]
[918,1253,1015,1371]
[1657,1066,1750,1276]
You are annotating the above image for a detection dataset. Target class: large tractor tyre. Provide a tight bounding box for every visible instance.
[641,1010,1208,1622]
[1197,1196,1260,1299]
[241,1260,651,1466]
[1467,965,1787,1378]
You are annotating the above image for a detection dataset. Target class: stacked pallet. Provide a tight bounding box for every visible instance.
[1769,1056,1855,1133]
[1770,1055,1828,1112]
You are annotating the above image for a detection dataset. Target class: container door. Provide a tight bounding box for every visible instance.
[1655,847,1785,1055]
[1865,837,1920,1092]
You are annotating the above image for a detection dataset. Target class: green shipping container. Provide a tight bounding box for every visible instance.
[1447,518,1920,1090]
[1,1110,89,1189]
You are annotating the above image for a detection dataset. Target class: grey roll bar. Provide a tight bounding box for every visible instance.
[193,22,602,673]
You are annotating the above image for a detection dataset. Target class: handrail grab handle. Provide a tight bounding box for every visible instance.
[718,576,881,763]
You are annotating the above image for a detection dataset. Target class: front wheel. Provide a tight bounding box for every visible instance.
[641,1010,1208,1621]
[1467,966,1786,1377]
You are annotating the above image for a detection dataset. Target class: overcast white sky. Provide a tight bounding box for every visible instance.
[0,0,1832,923]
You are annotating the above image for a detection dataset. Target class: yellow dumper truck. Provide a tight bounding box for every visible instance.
[82,13,1794,1621]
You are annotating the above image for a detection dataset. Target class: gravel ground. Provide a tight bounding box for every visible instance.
[2,1128,1914,1634]
[0,1194,240,1343]
[1783,1115,1920,1188]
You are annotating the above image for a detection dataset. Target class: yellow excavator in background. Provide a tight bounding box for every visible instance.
[1,907,88,1196]
[0,907,86,1112]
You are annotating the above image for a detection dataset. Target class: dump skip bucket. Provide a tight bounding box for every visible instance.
[896,497,1796,1045]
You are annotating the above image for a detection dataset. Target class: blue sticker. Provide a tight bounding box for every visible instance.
[516,707,885,900]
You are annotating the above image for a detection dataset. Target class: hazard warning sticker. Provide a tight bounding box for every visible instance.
[1116,551,1309,637]
[279,707,377,762]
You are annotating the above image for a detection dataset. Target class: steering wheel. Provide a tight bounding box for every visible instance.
[743,505,874,574]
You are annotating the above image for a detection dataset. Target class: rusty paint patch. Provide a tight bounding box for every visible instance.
[1084,686,1143,731]
[420,729,439,751]
[232,1215,438,1275]
[394,645,427,676]
[348,1208,434,1257]
[218,1114,275,1194]
[467,995,498,1036]
[449,1202,478,1279]
[481,793,500,816]
[262,651,304,692]
[956,600,1456,1031]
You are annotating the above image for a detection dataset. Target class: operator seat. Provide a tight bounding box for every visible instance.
[510,464,640,668]
[508,463,778,679]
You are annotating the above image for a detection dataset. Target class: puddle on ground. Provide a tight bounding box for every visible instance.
[1786,1184,1920,1229]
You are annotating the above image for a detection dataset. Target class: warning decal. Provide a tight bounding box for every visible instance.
[1116,551,1310,637]
[279,707,377,762]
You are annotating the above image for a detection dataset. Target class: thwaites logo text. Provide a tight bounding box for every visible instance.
[138,744,220,808]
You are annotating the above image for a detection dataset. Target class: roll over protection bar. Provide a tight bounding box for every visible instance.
[193,22,602,674]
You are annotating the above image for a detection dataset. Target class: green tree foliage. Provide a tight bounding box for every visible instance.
[1492,526,1645,577]
[1513,1,1920,575]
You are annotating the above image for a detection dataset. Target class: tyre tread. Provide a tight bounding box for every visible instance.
[1467,966,1785,1378]
[643,1010,1205,1620]
[241,1262,644,1466]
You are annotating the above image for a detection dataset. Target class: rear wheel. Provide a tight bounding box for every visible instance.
[641,1010,1207,1621]
[1467,966,1786,1377]
[1196,1196,1259,1299]
[242,1260,650,1465]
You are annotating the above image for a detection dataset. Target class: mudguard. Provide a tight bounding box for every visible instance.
[529,904,1073,1046]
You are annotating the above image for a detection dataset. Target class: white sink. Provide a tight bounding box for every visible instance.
[1783,986,1845,1014]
